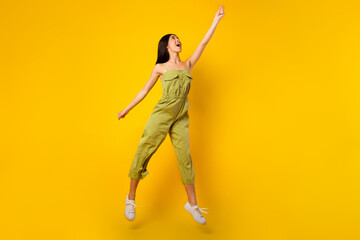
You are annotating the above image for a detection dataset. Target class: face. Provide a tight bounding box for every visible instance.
[167,34,182,53]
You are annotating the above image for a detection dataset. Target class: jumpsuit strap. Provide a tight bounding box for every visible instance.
[162,63,168,70]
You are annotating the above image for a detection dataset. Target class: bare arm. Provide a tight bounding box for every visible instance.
[186,5,225,71]
[118,65,161,119]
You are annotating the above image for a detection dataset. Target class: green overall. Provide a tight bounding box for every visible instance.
[128,62,195,184]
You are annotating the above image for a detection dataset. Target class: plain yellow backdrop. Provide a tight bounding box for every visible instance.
[1,0,359,239]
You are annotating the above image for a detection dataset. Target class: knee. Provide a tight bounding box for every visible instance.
[141,127,167,144]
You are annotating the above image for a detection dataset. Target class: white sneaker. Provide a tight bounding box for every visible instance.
[125,194,137,221]
[184,201,209,224]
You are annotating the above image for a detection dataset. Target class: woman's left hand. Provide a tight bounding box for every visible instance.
[214,5,225,22]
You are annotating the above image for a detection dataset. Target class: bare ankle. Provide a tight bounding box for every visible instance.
[189,201,197,206]
[128,194,135,200]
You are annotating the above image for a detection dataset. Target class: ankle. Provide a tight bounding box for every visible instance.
[189,201,197,207]
[128,194,136,200]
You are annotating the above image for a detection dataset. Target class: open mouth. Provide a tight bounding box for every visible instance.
[176,43,181,47]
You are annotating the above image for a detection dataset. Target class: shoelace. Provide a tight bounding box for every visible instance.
[193,206,209,214]
[126,200,137,213]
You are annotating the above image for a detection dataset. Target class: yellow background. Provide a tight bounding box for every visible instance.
[1,0,359,239]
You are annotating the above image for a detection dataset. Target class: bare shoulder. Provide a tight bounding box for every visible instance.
[143,64,164,89]
[154,63,166,74]
[154,63,168,79]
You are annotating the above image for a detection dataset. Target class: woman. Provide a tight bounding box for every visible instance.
[118,5,225,224]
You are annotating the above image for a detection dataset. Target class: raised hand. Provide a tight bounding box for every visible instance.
[214,5,225,22]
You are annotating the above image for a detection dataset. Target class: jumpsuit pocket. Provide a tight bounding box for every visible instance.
[185,72,193,80]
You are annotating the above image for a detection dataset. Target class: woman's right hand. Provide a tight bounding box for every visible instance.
[118,109,129,120]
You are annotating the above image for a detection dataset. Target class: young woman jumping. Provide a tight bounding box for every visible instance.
[118,5,225,224]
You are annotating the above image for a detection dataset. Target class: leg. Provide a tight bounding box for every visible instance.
[169,113,196,203]
[128,108,172,181]
[128,178,139,200]
[184,183,197,206]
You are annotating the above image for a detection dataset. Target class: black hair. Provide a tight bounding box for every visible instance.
[155,34,177,64]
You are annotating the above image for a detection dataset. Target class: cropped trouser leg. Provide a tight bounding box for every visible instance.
[128,109,172,180]
[169,112,195,185]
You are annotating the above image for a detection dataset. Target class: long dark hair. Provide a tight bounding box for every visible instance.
[155,34,176,64]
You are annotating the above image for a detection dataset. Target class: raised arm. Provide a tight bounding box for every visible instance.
[118,64,162,120]
[186,5,225,71]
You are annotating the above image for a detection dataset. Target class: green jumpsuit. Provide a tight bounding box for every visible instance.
[128,62,195,184]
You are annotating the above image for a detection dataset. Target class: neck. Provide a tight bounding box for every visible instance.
[168,52,181,64]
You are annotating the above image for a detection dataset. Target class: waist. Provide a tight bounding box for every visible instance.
[160,95,188,100]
